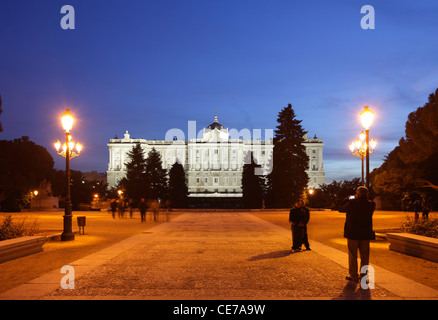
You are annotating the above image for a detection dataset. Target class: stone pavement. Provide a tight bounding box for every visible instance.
[1,212,437,300]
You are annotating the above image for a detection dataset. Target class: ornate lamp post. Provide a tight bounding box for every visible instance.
[54,109,82,241]
[359,106,375,189]
[349,131,376,185]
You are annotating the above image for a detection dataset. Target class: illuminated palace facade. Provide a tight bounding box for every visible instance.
[107,115,325,206]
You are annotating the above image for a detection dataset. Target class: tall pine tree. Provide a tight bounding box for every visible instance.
[119,143,148,204]
[267,104,309,208]
[145,148,168,200]
[168,161,188,208]
[242,151,264,209]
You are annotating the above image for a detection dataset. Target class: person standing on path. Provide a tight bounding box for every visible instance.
[139,198,147,222]
[289,199,311,252]
[339,186,376,282]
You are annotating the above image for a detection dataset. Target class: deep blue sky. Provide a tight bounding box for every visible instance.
[1,1,437,182]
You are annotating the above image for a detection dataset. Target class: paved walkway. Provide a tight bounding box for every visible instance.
[1,212,437,300]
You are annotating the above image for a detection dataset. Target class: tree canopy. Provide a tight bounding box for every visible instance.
[266,104,309,208]
[371,88,438,209]
[168,161,188,208]
[119,143,148,204]
[242,151,264,209]
[145,148,168,201]
[0,136,54,211]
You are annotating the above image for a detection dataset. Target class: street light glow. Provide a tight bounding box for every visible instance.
[360,106,374,130]
[54,140,61,151]
[61,109,74,132]
[76,142,82,153]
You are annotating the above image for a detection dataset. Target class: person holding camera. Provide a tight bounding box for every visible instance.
[339,186,376,282]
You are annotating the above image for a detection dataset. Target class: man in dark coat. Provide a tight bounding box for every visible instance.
[289,200,311,252]
[339,186,376,282]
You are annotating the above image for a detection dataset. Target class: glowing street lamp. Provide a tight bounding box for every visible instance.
[61,108,74,132]
[349,131,376,185]
[54,108,83,241]
[359,106,375,189]
[360,106,374,130]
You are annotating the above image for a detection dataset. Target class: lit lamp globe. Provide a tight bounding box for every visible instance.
[360,106,374,130]
[76,143,82,153]
[370,138,377,150]
[61,109,74,132]
[54,140,61,152]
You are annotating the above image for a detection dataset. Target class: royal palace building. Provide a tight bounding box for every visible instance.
[107,115,325,207]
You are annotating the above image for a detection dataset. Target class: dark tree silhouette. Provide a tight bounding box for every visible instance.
[118,143,148,205]
[242,151,264,209]
[145,148,168,200]
[266,104,309,208]
[168,161,188,208]
[371,88,438,209]
[0,137,54,211]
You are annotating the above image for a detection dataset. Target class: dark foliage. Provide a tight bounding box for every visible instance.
[266,104,309,208]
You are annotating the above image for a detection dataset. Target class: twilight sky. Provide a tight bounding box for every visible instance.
[1,0,437,183]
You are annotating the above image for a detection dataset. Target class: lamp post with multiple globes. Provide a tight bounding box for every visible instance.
[54,109,82,241]
[359,106,375,189]
[349,131,376,186]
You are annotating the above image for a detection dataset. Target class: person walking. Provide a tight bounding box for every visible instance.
[128,199,134,219]
[117,200,125,219]
[289,199,310,252]
[110,199,117,219]
[151,199,160,222]
[413,200,421,221]
[339,186,376,283]
[139,198,147,222]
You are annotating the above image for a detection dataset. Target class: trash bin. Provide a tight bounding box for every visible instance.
[77,216,86,235]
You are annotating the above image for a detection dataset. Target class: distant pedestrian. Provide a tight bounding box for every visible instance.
[110,199,117,219]
[422,201,430,219]
[117,200,125,218]
[289,199,310,252]
[128,199,134,219]
[339,186,376,283]
[150,199,160,222]
[164,199,171,222]
[139,198,147,222]
[413,200,421,221]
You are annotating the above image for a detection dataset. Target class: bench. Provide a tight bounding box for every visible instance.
[0,236,46,263]
[387,233,438,263]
